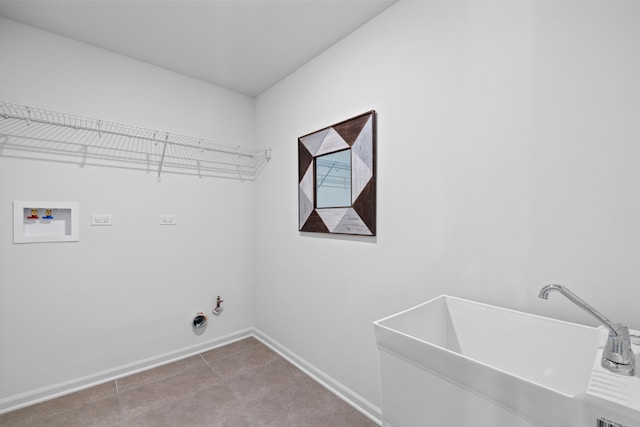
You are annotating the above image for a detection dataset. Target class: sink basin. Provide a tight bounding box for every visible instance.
[374,295,620,426]
[375,295,600,396]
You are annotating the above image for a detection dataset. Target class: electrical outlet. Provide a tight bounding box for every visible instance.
[91,214,112,226]
[159,215,176,225]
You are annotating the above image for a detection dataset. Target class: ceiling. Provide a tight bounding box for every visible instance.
[0,0,397,96]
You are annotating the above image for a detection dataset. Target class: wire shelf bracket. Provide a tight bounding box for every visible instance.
[0,101,272,180]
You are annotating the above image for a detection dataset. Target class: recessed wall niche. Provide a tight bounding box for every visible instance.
[13,201,79,243]
[298,111,376,236]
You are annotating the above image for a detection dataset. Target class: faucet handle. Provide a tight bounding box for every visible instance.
[602,324,635,376]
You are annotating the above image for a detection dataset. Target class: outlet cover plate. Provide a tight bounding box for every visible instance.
[160,215,176,225]
[91,214,112,226]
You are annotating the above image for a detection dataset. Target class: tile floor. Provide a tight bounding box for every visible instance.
[0,337,378,427]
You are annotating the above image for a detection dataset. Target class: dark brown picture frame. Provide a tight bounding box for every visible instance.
[298,111,376,236]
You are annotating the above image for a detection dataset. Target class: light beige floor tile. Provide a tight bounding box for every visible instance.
[200,337,262,364]
[0,393,122,427]
[0,338,379,426]
[124,383,251,427]
[118,363,221,420]
[116,355,208,393]
[203,344,281,381]
[225,358,307,403]
[305,398,378,427]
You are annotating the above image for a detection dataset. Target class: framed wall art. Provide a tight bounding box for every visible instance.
[298,111,376,236]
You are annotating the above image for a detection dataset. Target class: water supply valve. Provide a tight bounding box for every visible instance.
[212,296,224,316]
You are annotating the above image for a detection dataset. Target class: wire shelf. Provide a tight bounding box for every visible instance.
[0,101,271,180]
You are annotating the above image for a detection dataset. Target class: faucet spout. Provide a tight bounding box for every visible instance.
[538,284,635,376]
[538,284,619,336]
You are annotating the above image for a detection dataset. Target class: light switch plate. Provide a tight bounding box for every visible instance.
[159,215,176,225]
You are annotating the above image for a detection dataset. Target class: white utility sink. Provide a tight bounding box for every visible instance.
[374,296,640,427]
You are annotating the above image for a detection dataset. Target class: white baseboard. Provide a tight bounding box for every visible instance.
[253,328,382,425]
[1,327,383,426]
[0,328,253,414]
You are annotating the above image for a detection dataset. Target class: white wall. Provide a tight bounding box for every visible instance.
[254,0,640,413]
[3,0,640,418]
[0,17,256,409]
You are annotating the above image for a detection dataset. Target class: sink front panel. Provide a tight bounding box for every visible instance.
[377,348,540,427]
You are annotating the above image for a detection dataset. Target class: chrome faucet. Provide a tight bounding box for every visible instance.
[539,284,635,376]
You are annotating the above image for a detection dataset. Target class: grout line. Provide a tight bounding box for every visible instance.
[199,353,214,372]
[114,379,126,427]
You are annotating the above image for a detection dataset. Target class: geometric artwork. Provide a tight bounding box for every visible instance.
[298,111,376,236]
